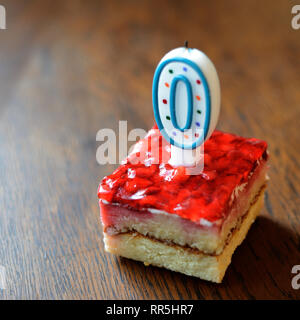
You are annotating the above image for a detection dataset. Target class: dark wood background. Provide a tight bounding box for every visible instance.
[0,0,300,300]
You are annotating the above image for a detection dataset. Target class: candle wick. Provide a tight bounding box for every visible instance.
[184,40,188,49]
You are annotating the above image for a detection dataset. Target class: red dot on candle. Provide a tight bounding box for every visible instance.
[162,99,167,104]
[165,83,169,88]
[195,133,199,138]
[196,80,201,85]
[196,96,201,101]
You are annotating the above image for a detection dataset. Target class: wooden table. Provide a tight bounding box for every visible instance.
[0,0,300,300]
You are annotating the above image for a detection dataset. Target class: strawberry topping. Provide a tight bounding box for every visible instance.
[98,127,268,223]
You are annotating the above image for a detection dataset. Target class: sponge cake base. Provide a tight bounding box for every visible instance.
[103,187,265,283]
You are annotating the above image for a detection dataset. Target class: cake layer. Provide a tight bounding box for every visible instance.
[100,158,267,254]
[104,187,265,283]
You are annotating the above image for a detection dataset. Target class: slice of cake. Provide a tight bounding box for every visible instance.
[98,127,269,283]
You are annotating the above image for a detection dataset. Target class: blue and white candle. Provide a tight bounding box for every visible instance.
[152,45,220,167]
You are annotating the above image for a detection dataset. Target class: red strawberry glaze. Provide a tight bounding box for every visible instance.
[98,126,268,223]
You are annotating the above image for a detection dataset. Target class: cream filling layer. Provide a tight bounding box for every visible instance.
[101,162,268,255]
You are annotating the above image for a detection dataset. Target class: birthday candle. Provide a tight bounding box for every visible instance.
[152,44,220,167]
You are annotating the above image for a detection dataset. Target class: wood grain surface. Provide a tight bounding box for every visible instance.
[0,0,300,300]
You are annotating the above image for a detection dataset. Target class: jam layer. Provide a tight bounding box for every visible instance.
[98,127,268,223]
